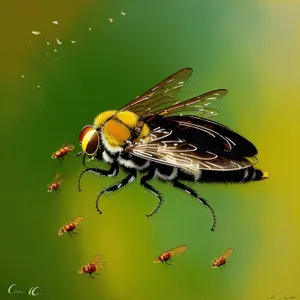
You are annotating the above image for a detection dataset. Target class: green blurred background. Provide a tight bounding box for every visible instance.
[1,0,299,299]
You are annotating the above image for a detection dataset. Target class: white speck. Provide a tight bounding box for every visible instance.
[21,75,24,78]
[46,53,48,55]
[54,49,57,52]
[56,38,62,45]
[121,11,126,16]
[46,42,50,45]
[108,18,114,23]
[37,85,41,89]
[89,27,92,31]
[52,20,59,25]
[32,31,41,35]
[71,40,76,44]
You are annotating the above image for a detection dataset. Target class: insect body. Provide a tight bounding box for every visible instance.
[212,248,234,269]
[47,172,65,193]
[153,245,188,265]
[77,68,269,231]
[77,254,107,278]
[58,216,84,237]
[51,143,75,160]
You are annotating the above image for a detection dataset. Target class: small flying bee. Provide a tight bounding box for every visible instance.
[153,245,188,265]
[51,143,75,161]
[58,216,84,237]
[77,68,269,231]
[47,172,65,193]
[77,254,107,278]
[212,248,234,269]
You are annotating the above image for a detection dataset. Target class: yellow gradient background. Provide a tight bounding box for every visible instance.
[1,1,299,300]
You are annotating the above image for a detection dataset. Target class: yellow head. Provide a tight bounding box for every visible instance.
[79,110,150,154]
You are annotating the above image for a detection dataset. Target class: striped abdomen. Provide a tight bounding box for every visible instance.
[178,166,269,183]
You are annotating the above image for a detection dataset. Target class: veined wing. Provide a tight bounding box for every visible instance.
[56,176,66,185]
[54,172,61,182]
[169,245,188,257]
[65,144,75,151]
[129,127,257,172]
[155,89,227,118]
[71,216,84,226]
[53,172,66,185]
[94,260,107,270]
[153,255,161,264]
[118,68,193,117]
[221,248,234,259]
[90,254,102,265]
[57,225,66,236]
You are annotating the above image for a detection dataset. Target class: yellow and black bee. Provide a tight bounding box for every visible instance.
[77,68,269,231]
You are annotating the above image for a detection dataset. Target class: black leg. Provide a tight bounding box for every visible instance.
[172,180,216,231]
[68,232,75,238]
[69,231,79,238]
[140,168,163,217]
[82,153,87,167]
[166,261,172,266]
[76,151,83,157]
[59,159,63,166]
[95,170,137,214]
[77,162,119,192]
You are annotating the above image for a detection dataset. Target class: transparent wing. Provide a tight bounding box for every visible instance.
[153,255,161,263]
[90,254,102,265]
[53,172,66,185]
[56,177,66,185]
[155,89,227,118]
[95,260,107,270]
[169,245,188,257]
[221,248,234,259]
[54,172,61,182]
[77,266,84,274]
[57,226,65,236]
[71,216,84,226]
[129,128,257,171]
[118,68,193,117]
[65,144,75,151]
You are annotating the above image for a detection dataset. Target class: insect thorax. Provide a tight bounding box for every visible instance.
[94,110,150,150]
